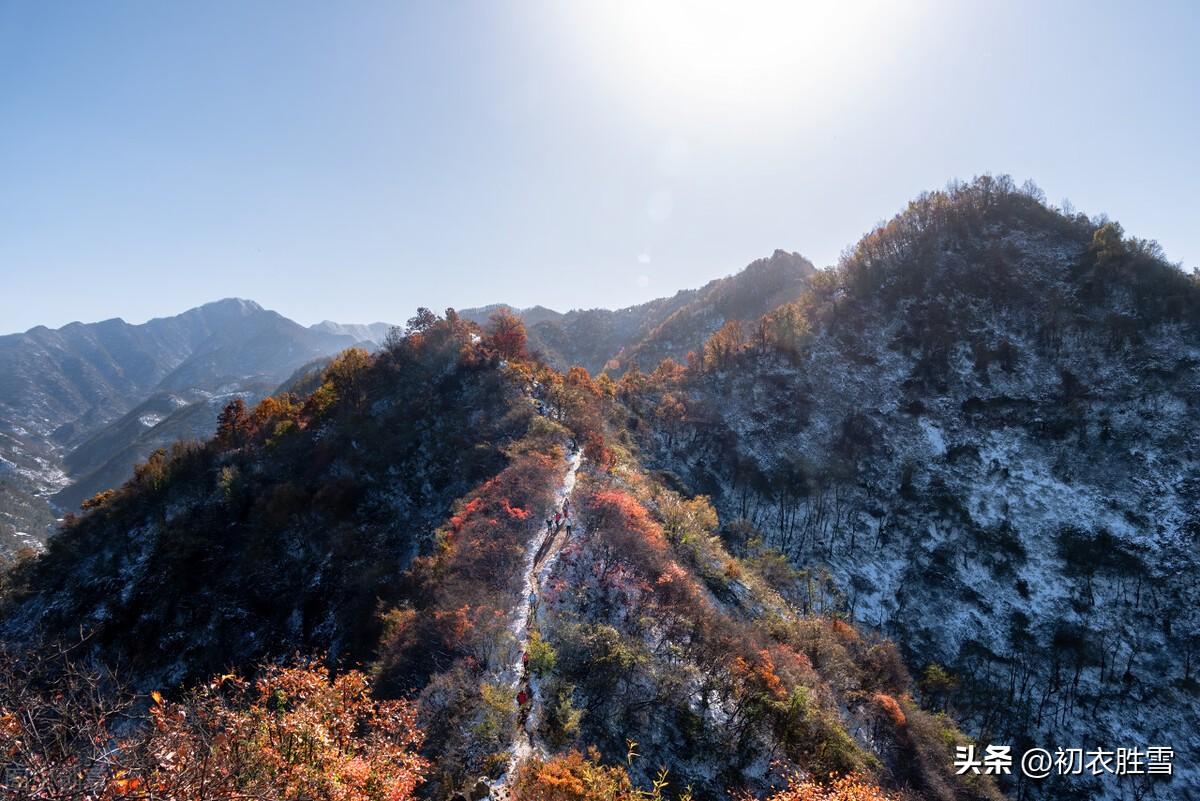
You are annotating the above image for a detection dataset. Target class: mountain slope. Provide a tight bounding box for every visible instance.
[1,321,521,685]
[619,249,815,370]
[462,251,813,373]
[0,300,390,555]
[625,177,1199,799]
[0,299,267,432]
[3,178,1195,799]
[0,311,999,801]
[310,320,394,347]
[53,390,277,513]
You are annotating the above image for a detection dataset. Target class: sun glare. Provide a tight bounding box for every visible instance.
[563,1,916,127]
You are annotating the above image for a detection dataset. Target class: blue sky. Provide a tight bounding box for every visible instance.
[1,1,1197,333]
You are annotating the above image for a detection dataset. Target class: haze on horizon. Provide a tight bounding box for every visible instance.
[1,1,1197,334]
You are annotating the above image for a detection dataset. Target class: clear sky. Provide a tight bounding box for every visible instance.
[1,1,1197,333]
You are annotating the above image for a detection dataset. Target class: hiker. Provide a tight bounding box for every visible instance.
[517,689,528,707]
[545,517,553,533]
[562,497,570,516]
[565,518,573,537]
[554,510,562,531]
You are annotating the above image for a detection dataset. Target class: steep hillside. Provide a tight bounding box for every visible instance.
[53,388,275,512]
[462,251,813,373]
[0,425,62,554]
[1,309,1000,801]
[0,315,523,687]
[618,250,814,370]
[0,300,386,554]
[626,177,1198,800]
[513,444,999,801]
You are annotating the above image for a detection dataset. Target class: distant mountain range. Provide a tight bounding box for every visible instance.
[0,254,814,557]
[0,299,392,553]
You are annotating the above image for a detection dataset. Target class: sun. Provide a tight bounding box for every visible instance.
[560,0,917,126]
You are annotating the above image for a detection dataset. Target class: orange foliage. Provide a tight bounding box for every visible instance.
[565,366,600,396]
[872,693,907,728]
[755,774,900,801]
[485,309,528,360]
[0,651,427,801]
[512,748,634,801]
[702,319,746,371]
[732,649,788,702]
[830,618,859,641]
[139,661,428,801]
[252,393,303,433]
[650,357,687,385]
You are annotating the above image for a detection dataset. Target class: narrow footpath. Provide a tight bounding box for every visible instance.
[493,442,583,796]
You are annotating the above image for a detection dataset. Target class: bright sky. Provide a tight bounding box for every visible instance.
[1,1,1197,333]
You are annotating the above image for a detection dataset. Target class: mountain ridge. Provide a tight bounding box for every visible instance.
[3,179,1198,798]
[461,249,814,373]
[622,177,1199,799]
[0,310,1001,801]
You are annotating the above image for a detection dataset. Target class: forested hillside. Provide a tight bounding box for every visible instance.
[2,177,1195,800]
[624,177,1198,800]
[1,305,1000,801]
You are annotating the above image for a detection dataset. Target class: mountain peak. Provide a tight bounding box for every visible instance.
[199,298,264,315]
[308,320,395,344]
[746,248,816,276]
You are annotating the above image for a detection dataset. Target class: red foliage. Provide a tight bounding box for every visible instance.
[503,498,531,520]
[433,606,475,650]
[377,447,560,685]
[586,490,664,545]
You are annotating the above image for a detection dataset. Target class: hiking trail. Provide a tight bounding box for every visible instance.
[492,443,583,797]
